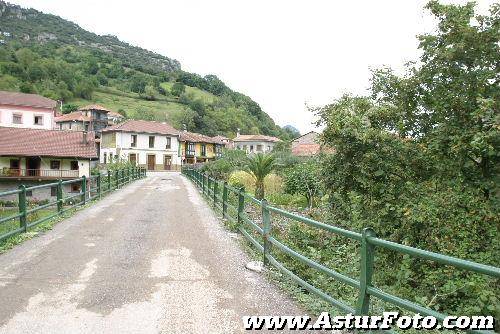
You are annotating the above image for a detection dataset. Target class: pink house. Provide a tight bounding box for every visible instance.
[0,91,57,130]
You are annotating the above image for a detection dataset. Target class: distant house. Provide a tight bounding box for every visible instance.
[291,131,321,157]
[107,111,125,125]
[55,104,111,136]
[100,120,181,171]
[179,131,221,164]
[233,132,280,154]
[212,135,233,150]
[0,91,57,130]
[0,127,98,200]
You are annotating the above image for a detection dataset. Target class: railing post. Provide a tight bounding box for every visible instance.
[222,181,228,218]
[213,179,218,208]
[262,199,271,266]
[237,186,245,226]
[202,172,206,193]
[57,180,63,213]
[18,185,27,232]
[97,173,102,199]
[81,175,86,205]
[356,227,377,315]
[107,170,111,192]
[114,170,119,189]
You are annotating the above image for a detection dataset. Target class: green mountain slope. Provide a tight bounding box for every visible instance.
[0,1,289,138]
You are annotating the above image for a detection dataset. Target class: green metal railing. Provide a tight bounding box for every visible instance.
[0,167,147,242]
[183,168,499,333]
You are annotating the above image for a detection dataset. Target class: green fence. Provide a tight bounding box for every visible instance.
[0,167,146,242]
[183,167,499,333]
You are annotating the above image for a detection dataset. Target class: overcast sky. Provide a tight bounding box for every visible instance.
[8,0,496,133]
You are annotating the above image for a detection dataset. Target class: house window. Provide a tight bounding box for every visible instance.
[70,161,79,170]
[166,137,171,149]
[131,134,137,147]
[26,190,33,197]
[267,146,271,151]
[12,113,22,124]
[34,115,43,125]
[201,144,206,156]
[69,123,72,130]
[250,145,254,152]
[50,160,60,170]
[186,142,195,156]
[257,144,263,152]
[51,187,57,197]
[71,183,81,193]
[149,136,155,148]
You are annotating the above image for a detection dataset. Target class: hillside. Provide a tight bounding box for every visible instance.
[0,1,290,139]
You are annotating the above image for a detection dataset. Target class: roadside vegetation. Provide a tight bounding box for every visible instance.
[201,1,500,325]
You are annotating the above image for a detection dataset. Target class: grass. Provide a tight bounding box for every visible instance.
[161,82,217,104]
[68,82,217,123]
[0,202,93,254]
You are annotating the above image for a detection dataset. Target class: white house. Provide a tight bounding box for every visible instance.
[0,91,57,130]
[0,127,98,200]
[233,133,281,154]
[100,120,181,171]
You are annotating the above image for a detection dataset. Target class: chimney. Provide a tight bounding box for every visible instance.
[236,128,240,137]
[82,131,88,144]
[182,123,187,132]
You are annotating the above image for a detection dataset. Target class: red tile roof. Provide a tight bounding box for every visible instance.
[54,112,91,122]
[0,127,98,159]
[233,134,281,143]
[107,111,125,118]
[0,91,57,109]
[78,104,112,113]
[292,143,321,156]
[180,131,218,144]
[102,120,179,136]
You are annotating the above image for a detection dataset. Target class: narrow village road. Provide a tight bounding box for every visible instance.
[0,173,305,333]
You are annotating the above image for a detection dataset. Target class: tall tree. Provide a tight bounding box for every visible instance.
[245,153,276,200]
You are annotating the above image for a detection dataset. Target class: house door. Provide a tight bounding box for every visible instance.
[163,155,171,170]
[26,157,41,176]
[147,155,155,171]
[9,159,20,176]
[129,153,137,166]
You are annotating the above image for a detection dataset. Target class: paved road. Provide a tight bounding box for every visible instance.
[0,173,305,333]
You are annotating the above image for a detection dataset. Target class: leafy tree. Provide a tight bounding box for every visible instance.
[283,160,322,209]
[143,85,157,100]
[201,149,247,181]
[171,82,186,96]
[315,1,499,318]
[130,73,147,93]
[62,103,79,114]
[74,79,95,99]
[245,153,276,200]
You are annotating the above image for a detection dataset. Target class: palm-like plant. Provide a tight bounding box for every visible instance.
[245,153,276,200]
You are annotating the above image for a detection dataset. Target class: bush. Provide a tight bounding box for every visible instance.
[228,171,283,196]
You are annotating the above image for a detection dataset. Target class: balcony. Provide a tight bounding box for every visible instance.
[0,168,79,180]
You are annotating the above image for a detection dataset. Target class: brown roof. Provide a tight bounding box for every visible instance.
[292,143,321,156]
[179,131,219,144]
[233,134,281,143]
[0,127,98,159]
[102,120,179,136]
[55,112,91,123]
[0,91,57,109]
[107,111,124,118]
[78,104,112,113]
